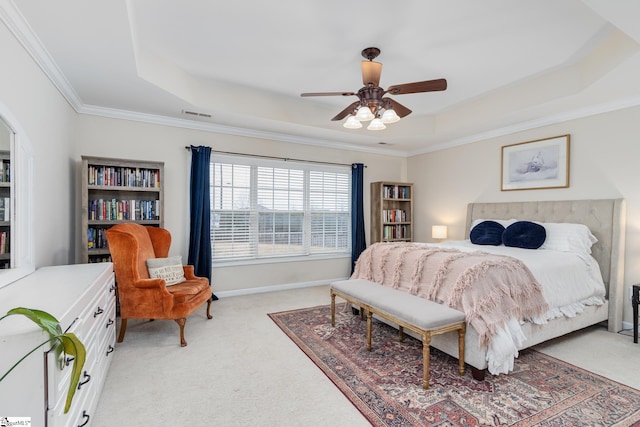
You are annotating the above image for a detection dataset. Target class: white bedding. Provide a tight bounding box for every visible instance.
[420,240,607,374]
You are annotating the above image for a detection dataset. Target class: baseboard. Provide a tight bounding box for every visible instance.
[214,277,349,298]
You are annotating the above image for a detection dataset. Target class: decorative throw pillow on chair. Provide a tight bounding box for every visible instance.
[146,256,186,286]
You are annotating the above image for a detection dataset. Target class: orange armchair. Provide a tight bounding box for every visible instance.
[105,223,212,346]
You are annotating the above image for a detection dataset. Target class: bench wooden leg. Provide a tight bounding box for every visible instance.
[330,292,336,327]
[422,331,432,389]
[398,325,404,342]
[366,310,373,351]
[458,324,466,376]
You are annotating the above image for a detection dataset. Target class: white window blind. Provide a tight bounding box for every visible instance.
[211,155,351,261]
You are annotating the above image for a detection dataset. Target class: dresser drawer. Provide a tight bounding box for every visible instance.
[74,273,116,343]
[47,357,99,427]
[46,294,115,411]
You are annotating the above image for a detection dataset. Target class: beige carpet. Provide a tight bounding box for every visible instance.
[93,285,640,426]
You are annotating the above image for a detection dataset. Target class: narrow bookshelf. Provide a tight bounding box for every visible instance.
[370,181,413,243]
[81,156,164,263]
[0,150,10,268]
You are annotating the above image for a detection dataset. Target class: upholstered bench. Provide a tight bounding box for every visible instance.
[330,279,466,389]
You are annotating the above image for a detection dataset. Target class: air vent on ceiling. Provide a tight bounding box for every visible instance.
[182,109,212,118]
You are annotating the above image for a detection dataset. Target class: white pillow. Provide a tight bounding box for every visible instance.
[540,222,598,254]
[471,218,518,229]
[146,256,186,286]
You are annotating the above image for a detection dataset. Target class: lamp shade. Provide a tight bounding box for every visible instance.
[432,225,448,240]
[381,108,400,124]
[343,115,362,129]
[355,106,375,121]
[367,118,386,131]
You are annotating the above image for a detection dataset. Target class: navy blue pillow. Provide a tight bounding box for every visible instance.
[470,221,505,246]
[502,221,546,249]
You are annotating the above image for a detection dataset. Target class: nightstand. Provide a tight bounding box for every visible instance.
[633,284,639,344]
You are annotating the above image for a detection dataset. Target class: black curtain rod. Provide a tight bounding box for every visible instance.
[185,146,366,168]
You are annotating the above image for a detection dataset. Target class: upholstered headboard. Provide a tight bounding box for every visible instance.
[465,199,626,332]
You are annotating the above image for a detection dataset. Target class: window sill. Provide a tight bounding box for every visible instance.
[212,253,350,268]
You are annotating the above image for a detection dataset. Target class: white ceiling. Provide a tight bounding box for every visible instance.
[4,0,640,155]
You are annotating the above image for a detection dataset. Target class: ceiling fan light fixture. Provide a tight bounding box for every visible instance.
[381,108,400,124]
[367,118,386,131]
[355,106,375,121]
[300,47,447,131]
[343,115,362,129]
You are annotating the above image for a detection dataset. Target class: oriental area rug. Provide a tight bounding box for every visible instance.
[269,304,640,427]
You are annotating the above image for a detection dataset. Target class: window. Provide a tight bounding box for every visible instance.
[211,155,351,261]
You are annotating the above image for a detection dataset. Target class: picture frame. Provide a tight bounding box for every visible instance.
[501,134,570,191]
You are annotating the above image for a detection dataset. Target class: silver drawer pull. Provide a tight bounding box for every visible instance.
[106,345,114,356]
[106,318,114,328]
[77,371,91,389]
[77,410,90,427]
[93,307,104,318]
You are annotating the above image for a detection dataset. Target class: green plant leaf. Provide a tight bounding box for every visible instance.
[58,333,86,413]
[5,307,63,336]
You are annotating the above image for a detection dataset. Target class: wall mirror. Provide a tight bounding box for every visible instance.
[0,119,10,268]
[0,109,34,290]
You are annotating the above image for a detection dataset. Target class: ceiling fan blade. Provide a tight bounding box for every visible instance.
[331,101,360,121]
[383,98,412,118]
[386,78,447,95]
[362,61,382,86]
[301,91,356,97]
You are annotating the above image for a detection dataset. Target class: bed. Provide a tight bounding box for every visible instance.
[352,199,626,378]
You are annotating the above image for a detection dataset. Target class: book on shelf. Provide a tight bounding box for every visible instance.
[87,227,108,250]
[0,161,8,183]
[89,198,159,221]
[88,255,112,264]
[383,185,410,199]
[382,224,409,240]
[383,209,407,223]
[0,197,9,221]
[0,230,8,254]
[87,165,161,188]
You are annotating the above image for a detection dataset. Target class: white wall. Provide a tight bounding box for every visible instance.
[74,114,407,293]
[407,105,640,324]
[0,20,76,268]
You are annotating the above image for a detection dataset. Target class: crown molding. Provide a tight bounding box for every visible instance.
[78,104,408,157]
[0,0,83,110]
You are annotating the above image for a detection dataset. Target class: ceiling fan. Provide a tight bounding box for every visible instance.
[300,47,447,130]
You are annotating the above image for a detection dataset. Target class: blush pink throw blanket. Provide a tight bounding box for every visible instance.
[351,242,549,348]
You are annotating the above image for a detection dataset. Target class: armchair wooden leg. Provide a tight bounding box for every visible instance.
[175,318,187,347]
[206,299,213,319]
[117,318,128,343]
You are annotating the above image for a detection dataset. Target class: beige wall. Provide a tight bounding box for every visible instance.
[74,114,407,293]
[0,21,77,268]
[408,105,640,324]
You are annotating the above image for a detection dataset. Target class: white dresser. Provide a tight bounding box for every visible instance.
[0,263,116,426]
